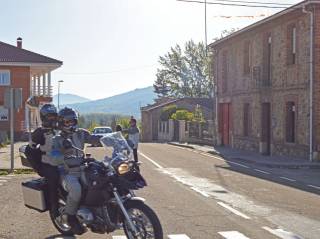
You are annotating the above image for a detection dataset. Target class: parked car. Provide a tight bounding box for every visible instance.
[91,126,113,146]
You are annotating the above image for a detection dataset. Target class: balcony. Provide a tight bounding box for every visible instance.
[30,72,53,97]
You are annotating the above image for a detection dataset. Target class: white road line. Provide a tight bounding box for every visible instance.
[218,231,250,239]
[0,177,9,180]
[279,177,296,182]
[226,161,250,169]
[138,152,163,169]
[307,184,320,190]
[0,180,7,183]
[262,226,303,239]
[6,174,15,177]
[168,234,191,239]
[112,236,127,239]
[0,184,3,186]
[254,169,270,175]
[191,186,210,197]
[217,202,251,220]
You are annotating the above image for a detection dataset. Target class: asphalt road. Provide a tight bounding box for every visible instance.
[0,143,319,239]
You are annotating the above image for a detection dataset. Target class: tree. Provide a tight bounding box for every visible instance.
[155,40,213,98]
[155,30,237,100]
[171,110,194,121]
[153,70,171,98]
[160,105,179,121]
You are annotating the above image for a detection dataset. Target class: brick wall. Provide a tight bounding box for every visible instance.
[0,66,30,139]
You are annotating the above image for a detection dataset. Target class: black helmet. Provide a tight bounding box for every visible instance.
[40,104,58,128]
[58,107,79,133]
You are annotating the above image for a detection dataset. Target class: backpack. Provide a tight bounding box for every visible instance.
[24,145,44,177]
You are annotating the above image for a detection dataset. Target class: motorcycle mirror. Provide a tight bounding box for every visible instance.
[62,139,73,149]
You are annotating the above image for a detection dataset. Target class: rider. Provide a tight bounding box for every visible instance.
[27,103,60,216]
[51,107,101,235]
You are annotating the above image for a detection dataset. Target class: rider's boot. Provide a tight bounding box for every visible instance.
[67,214,85,235]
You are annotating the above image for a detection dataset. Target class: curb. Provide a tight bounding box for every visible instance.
[168,142,320,170]
[168,142,195,150]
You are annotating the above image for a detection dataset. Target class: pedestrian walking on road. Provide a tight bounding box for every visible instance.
[128,118,139,162]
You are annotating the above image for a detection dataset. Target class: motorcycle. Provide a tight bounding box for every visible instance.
[21,132,163,238]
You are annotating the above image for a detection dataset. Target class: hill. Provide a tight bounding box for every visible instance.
[53,94,90,105]
[65,86,156,118]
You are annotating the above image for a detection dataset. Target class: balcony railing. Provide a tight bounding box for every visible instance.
[31,86,53,97]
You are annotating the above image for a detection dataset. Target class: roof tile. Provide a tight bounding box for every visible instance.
[0,41,62,64]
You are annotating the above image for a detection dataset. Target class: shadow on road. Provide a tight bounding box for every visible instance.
[215,164,320,197]
[45,235,75,239]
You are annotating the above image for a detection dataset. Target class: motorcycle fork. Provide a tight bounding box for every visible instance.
[113,188,138,236]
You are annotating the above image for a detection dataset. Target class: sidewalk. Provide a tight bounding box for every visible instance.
[169,142,320,170]
[0,142,28,169]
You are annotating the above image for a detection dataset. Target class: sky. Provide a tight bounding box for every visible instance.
[0,0,301,100]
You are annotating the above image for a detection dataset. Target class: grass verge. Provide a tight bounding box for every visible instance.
[0,168,35,175]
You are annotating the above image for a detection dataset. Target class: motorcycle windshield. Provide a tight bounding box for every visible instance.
[100,132,132,156]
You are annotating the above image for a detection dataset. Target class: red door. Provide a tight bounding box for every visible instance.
[219,103,231,146]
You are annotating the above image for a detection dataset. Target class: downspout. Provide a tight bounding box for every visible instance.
[303,5,314,162]
[214,49,219,145]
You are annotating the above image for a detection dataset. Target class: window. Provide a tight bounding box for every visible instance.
[221,50,228,92]
[243,103,251,136]
[243,41,251,75]
[287,24,297,65]
[286,101,296,143]
[262,33,272,87]
[0,71,10,86]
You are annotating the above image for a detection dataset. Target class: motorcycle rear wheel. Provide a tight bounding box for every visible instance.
[123,200,163,239]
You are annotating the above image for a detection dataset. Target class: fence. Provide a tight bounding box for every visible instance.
[157,119,216,145]
[186,120,215,145]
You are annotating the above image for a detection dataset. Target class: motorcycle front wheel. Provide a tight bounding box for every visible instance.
[49,202,74,236]
[123,200,163,239]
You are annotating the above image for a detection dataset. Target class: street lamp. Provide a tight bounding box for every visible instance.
[58,80,64,109]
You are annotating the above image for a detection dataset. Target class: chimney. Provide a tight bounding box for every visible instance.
[17,37,22,48]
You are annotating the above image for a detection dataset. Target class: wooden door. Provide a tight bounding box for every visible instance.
[261,103,271,155]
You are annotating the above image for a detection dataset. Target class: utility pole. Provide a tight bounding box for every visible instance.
[205,0,208,56]
[58,80,64,109]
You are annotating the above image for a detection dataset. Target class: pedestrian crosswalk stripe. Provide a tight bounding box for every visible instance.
[112,235,191,239]
[218,231,250,239]
[168,234,191,239]
[262,226,303,239]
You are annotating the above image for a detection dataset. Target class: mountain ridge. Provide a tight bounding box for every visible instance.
[63,86,156,118]
[53,94,90,105]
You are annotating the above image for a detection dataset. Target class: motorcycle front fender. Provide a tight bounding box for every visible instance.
[128,196,146,202]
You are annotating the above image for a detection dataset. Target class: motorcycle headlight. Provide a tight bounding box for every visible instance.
[118,163,130,175]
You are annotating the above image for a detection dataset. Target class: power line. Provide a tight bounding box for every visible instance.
[192,0,292,6]
[176,0,290,9]
[55,65,156,76]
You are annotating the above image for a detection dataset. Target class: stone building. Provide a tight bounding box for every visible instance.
[141,98,213,142]
[210,0,320,160]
